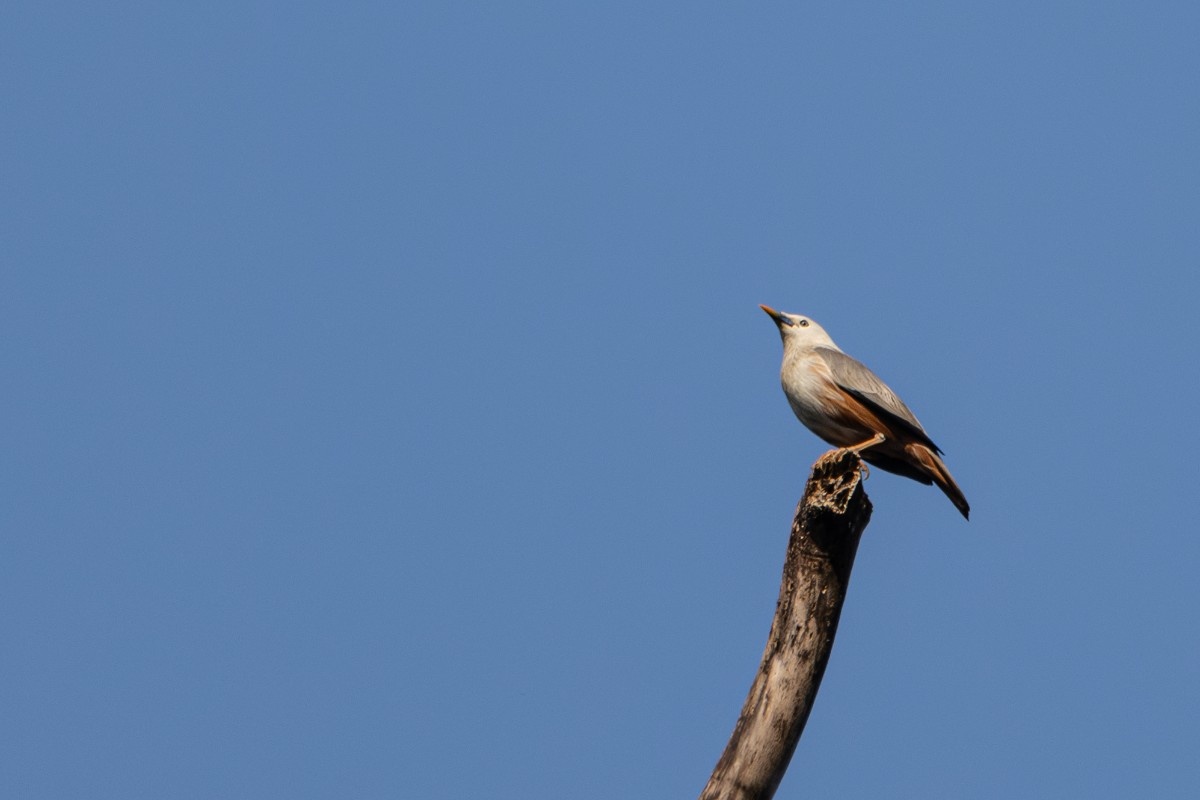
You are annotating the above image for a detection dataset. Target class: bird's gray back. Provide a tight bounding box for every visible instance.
[813,346,926,432]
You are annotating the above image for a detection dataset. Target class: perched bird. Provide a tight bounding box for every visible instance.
[760,305,970,519]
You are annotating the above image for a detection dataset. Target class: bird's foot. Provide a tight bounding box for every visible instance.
[833,447,871,479]
[854,457,871,480]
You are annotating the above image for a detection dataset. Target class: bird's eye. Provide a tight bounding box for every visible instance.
[798,319,810,327]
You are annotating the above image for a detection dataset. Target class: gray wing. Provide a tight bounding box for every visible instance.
[814,346,942,453]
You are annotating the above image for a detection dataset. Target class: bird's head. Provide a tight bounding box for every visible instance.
[759,305,838,349]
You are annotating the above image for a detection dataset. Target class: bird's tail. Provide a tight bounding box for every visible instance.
[907,443,970,520]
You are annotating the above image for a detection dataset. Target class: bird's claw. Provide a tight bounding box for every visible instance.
[833,448,871,479]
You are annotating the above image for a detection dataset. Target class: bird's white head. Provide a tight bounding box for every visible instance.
[759,305,840,350]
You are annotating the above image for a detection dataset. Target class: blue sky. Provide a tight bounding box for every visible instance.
[4,2,1199,798]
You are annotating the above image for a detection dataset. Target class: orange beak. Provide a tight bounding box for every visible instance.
[760,304,786,324]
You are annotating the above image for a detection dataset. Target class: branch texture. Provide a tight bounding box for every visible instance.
[699,450,873,800]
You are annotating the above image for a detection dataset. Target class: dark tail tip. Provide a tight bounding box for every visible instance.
[937,474,970,521]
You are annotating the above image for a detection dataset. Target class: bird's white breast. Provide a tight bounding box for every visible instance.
[780,350,864,447]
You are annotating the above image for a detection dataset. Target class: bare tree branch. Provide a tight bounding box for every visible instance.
[699,450,873,800]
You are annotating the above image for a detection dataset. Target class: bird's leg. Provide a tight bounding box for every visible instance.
[844,432,885,455]
[837,433,885,478]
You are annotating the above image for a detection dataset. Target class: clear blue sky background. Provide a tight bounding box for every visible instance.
[4,3,1198,798]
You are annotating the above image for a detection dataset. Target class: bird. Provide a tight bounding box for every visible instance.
[760,305,970,519]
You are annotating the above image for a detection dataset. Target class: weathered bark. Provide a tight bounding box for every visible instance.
[699,450,873,800]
